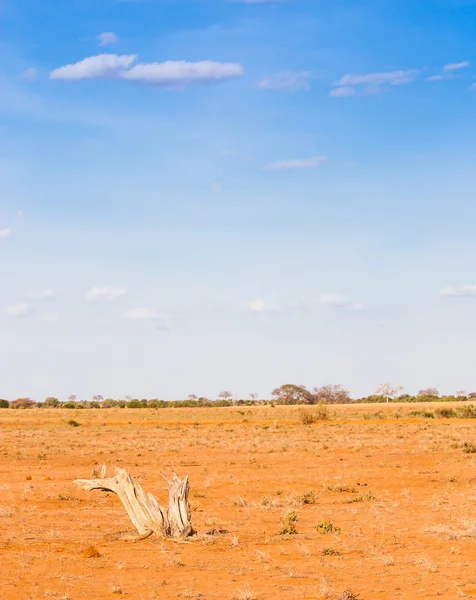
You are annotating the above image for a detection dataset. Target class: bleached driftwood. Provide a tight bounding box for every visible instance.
[74,465,194,540]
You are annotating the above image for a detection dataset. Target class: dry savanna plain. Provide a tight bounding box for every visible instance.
[1,403,475,600]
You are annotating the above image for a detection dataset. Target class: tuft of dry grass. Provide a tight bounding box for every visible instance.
[82,546,101,558]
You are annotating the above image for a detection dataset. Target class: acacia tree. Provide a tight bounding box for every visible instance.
[271,384,312,405]
[250,393,258,401]
[376,383,404,403]
[312,385,350,404]
[188,394,198,401]
[68,394,77,403]
[218,391,232,401]
[417,388,439,397]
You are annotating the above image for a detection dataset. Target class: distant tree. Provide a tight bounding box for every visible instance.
[102,399,118,408]
[68,394,77,403]
[468,392,476,399]
[198,397,208,403]
[92,395,104,403]
[417,388,439,397]
[376,383,404,404]
[11,397,35,409]
[218,391,232,401]
[43,397,60,408]
[0,399,9,409]
[271,384,312,405]
[188,394,198,401]
[312,385,350,404]
[250,393,259,401]
[456,390,466,397]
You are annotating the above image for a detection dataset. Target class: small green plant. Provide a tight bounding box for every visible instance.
[67,419,80,427]
[317,521,341,534]
[279,510,298,535]
[462,442,476,454]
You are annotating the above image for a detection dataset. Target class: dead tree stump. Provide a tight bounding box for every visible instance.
[74,465,194,540]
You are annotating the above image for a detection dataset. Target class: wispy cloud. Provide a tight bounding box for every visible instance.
[97,32,118,47]
[29,289,55,300]
[426,74,448,82]
[123,307,172,320]
[265,156,326,171]
[336,70,418,87]
[50,55,244,88]
[440,285,476,297]
[332,69,418,97]
[444,61,470,71]
[0,228,12,239]
[319,294,363,310]
[245,299,278,313]
[50,54,137,80]
[258,71,312,92]
[121,60,244,88]
[329,86,356,97]
[19,68,39,82]
[6,302,32,318]
[86,286,127,301]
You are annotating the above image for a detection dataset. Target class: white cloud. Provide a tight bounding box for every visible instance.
[41,315,58,323]
[443,61,470,71]
[86,286,127,301]
[245,299,277,313]
[330,86,356,97]
[50,54,137,80]
[440,285,476,297]
[6,302,32,318]
[0,229,12,239]
[319,294,363,310]
[29,289,55,300]
[124,307,172,320]
[50,55,244,88]
[335,69,418,88]
[426,74,447,82]
[258,71,312,92]
[97,32,118,47]
[20,68,39,82]
[265,156,326,171]
[121,60,244,88]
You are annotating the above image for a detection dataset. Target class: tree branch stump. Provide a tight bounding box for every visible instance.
[74,465,194,539]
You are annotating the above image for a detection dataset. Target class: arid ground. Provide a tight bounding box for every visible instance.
[1,404,475,600]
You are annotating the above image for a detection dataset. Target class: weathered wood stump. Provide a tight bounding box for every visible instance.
[74,465,194,540]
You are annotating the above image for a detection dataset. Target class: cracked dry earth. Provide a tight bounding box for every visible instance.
[0,404,475,600]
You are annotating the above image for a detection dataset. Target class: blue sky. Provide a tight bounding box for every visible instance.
[1,0,476,400]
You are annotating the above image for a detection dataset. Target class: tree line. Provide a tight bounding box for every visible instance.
[1,383,475,409]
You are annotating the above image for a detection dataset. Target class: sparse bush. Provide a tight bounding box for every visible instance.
[11,397,35,409]
[279,510,298,535]
[298,403,329,424]
[0,399,9,408]
[67,419,80,427]
[322,547,341,556]
[462,442,476,454]
[317,521,341,534]
[298,490,318,505]
[435,407,457,419]
[457,405,476,418]
[339,591,360,600]
[409,410,435,419]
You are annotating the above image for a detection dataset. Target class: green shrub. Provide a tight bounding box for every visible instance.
[0,399,9,408]
[317,521,341,534]
[435,407,457,418]
[279,510,298,535]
